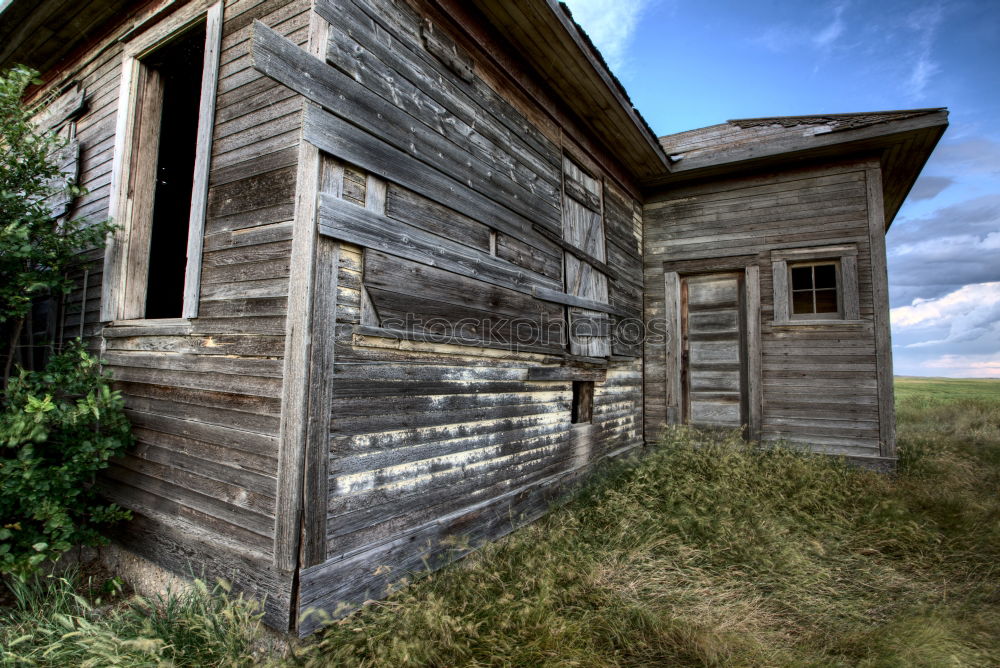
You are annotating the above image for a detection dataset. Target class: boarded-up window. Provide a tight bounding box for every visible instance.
[32,84,86,222]
[562,156,609,357]
[40,140,80,221]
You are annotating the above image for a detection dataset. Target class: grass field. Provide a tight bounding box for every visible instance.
[2,378,998,666]
[895,376,1000,402]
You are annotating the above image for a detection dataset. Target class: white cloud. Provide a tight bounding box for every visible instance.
[891,282,1000,327]
[908,175,954,201]
[562,0,652,73]
[931,138,1000,176]
[905,56,941,100]
[902,3,944,100]
[754,1,849,54]
[893,232,1000,263]
[922,352,1000,378]
[888,194,1000,306]
[813,2,847,48]
[891,282,1000,347]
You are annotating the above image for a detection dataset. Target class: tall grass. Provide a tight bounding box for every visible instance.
[2,381,998,666]
[0,573,272,666]
[297,413,1000,666]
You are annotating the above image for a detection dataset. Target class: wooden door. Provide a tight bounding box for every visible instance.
[681,273,746,429]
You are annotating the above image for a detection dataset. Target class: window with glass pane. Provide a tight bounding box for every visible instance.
[790,262,840,316]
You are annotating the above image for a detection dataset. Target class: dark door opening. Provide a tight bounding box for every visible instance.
[141,24,206,319]
[572,380,594,424]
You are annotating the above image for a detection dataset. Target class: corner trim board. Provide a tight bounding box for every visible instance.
[273,138,319,576]
[865,167,896,457]
[744,264,762,440]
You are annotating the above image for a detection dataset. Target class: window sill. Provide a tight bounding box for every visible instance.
[771,319,868,327]
[103,318,193,337]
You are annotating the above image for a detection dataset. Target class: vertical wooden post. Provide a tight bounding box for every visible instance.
[866,166,896,458]
[301,235,338,567]
[771,260,789,322]
[273,12,331,578]
[663,270,682,424]
[744,264,763,441]
[273,139,320,574]
[841,255,860,320]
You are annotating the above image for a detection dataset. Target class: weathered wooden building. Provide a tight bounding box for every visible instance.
[2,0,945,634]
[645,111,947,464]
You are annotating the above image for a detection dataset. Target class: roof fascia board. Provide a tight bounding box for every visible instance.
[666,111,949,174]
[729,108,946,125]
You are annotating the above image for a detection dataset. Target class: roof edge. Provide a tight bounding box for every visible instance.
[470,0,669,181]
[646,109,950,230]
[726,108,947,125]
[660,110,949,175]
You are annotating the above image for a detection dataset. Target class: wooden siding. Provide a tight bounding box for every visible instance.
[32,0,646,633]
[244,0,644,634]
[644,161,887,458]
[28,0,312,628]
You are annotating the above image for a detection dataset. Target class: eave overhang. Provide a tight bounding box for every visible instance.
[650,109,949,229]
[0,0,140,76]
[470,0,670,182]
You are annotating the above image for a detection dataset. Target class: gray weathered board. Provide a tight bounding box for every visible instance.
[9,0,922,643]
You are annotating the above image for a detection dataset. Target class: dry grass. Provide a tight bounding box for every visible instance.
[295,380,1000,666]
[2,378,998,666]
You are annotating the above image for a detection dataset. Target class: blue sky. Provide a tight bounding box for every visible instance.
[564,0,1000,377]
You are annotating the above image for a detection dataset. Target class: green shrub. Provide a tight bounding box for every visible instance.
[1,65,114,383]
[0,341,132,576]
[0,65,130,577]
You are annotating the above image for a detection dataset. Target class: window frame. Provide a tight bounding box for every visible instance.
[101,0,223,323]
[788,260,842,320]
[771,245,861,325]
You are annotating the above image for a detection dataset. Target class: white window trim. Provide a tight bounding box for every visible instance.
[771,245,861,325]
[101,0,223,323]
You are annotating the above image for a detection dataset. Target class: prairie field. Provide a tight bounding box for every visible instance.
[2,377,998,666]
[895,375,1000,402]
